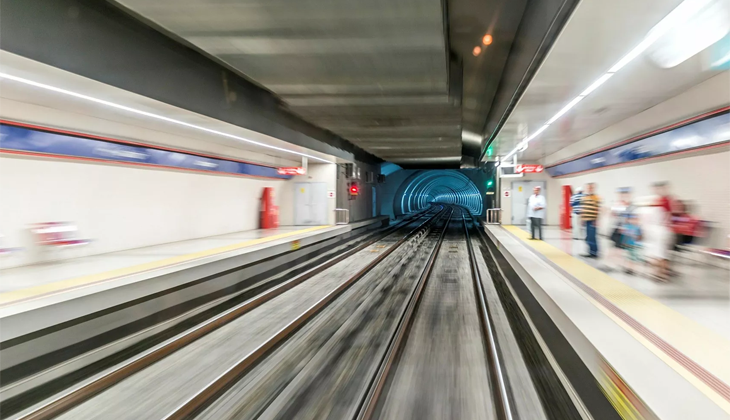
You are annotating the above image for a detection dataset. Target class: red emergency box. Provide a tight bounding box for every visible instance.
[260,187,279,229]
[561,185,572,230]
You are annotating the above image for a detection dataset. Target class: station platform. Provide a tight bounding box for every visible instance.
[1,226,320,296]
[521,226,730,341]
[485,224,730,420]
[0,218,387,340]
[0,218,390,403]
[1,226,332,306]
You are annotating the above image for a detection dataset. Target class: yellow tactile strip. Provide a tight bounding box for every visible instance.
[0,226,329,307]
[503,225,730,412]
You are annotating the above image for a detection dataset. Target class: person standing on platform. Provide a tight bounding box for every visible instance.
[570,187,584,240]
[580,183,601,258]
[527,186,546,240]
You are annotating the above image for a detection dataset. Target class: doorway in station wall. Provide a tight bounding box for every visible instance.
[511,181,546,225]
[294,182,327,225]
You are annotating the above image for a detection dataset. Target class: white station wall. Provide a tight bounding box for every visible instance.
[0,93,338,268]
[539,73,730,246]
[0,156,288,268]
[278,162,338,226]
[500,170,561,226]
[543,73,730,166]
[550,149,730,246]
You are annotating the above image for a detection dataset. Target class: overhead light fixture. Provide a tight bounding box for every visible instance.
[546,97,584,125]
[579,73,614,97]
[483,34,493,45]
[473,46,482,56]
[525,124,551,143]
[648,0,730,68]
[500,0,712,165]
[610,0,715,72]
[0,72,334,163]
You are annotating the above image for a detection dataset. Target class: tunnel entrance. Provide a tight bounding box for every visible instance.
[392,170,486,217]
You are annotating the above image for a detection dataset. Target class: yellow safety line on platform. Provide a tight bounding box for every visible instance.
[0,226,330,306]
[503,225,730,414]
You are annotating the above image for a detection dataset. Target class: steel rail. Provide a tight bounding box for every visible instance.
[19,208,443,420]
[159,208,448,420]
[353,208,453,420]
[463,215,514,420]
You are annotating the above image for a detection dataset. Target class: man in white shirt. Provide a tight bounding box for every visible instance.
[527,186,546,240]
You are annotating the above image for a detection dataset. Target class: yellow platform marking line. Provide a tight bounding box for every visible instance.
[0,226,330,306]
[591,287,730,415]
[503,226,730,412]
[597,358,660,420]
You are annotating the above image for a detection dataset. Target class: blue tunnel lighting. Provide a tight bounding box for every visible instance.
[398,170,483,215]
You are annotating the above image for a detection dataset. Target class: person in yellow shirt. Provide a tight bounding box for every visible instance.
[580,183,601,258]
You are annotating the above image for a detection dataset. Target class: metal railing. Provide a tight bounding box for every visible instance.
[334,208,350,225]
[486,208,502,225]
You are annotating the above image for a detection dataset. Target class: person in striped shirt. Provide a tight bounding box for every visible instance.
[580,183,601,258]
[570,187,584,240]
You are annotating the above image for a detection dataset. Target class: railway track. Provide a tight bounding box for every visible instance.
[13,208,447,420]
[12,206,540,420]
[355,207,513,420]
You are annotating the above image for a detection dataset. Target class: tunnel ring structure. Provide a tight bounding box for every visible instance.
[398,170,483,216]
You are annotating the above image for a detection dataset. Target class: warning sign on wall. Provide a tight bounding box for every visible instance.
[504,190,511,198]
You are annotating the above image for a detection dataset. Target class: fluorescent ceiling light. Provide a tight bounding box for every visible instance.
[648,0,730,68]
[0,72,334,163]
[524,124,550,142]
[610,0,715,72]
[500,0,713,164]
[546,96,585,125]
[579,73,614,97]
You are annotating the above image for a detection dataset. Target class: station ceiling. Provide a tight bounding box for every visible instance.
[492,0,726,163]
[116,0,577,168]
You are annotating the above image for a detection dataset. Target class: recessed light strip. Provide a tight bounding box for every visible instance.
[0,72,334,163]
[500,0,709,164]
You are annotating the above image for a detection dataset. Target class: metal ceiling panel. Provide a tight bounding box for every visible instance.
[114,0,576,167]
[117,0,461,165]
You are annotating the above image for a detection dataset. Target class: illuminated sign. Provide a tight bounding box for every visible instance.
[515,164,544,174]
[277,167,306,175]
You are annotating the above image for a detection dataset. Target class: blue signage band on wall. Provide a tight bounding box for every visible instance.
[546,109,730,178]
[0,121,293,180]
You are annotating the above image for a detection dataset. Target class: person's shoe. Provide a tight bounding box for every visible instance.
[580,254,593,258]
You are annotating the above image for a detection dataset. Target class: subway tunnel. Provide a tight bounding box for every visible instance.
[381,168,495,219]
